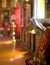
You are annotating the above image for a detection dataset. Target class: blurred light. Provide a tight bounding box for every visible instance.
[12,22,16,28]
[13,36,15,39]
[12,22,14,25]
[12,38,16,44]
[13,39,16,42]
[13,32,15,35]
[6,41,12,44]
[15,55,23,59]
[15,0,18,2]
[10,55,23,61]
[28,30,36,34]
[31,30,36,34]
[10,58,14,61]
[25,0,29,2]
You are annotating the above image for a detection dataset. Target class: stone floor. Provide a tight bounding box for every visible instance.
[0,37,33,65]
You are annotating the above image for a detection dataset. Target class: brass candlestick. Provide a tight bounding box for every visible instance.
[12,21,16,44]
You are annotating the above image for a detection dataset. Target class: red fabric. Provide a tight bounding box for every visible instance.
[14,2,21,36]
[2,22,8,28]
[35,28,50,60]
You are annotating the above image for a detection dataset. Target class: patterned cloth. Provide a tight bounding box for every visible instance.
[35,28,50,65]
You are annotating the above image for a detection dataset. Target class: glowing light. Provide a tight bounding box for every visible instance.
[13,32,15,35]
[31,30,36,34]
[12,22,16,28]
[10,55,23,61]
[34,0,45,19]
[0,40,12,45]
[15,0,18,2]
[37,0,45,19]
[15,55,23,59]
[13,36,15,39]
[6,41,12,44]
[25,0,29,2]
[12,22,14,25]
[13,39,16,43]
[28,30,36,34]
[12,38,16,44]
[10,58,14,61]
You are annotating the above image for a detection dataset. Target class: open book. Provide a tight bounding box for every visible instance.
[30,17,46,31]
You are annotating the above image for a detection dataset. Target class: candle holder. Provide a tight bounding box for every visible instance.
[11,21,16,44]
